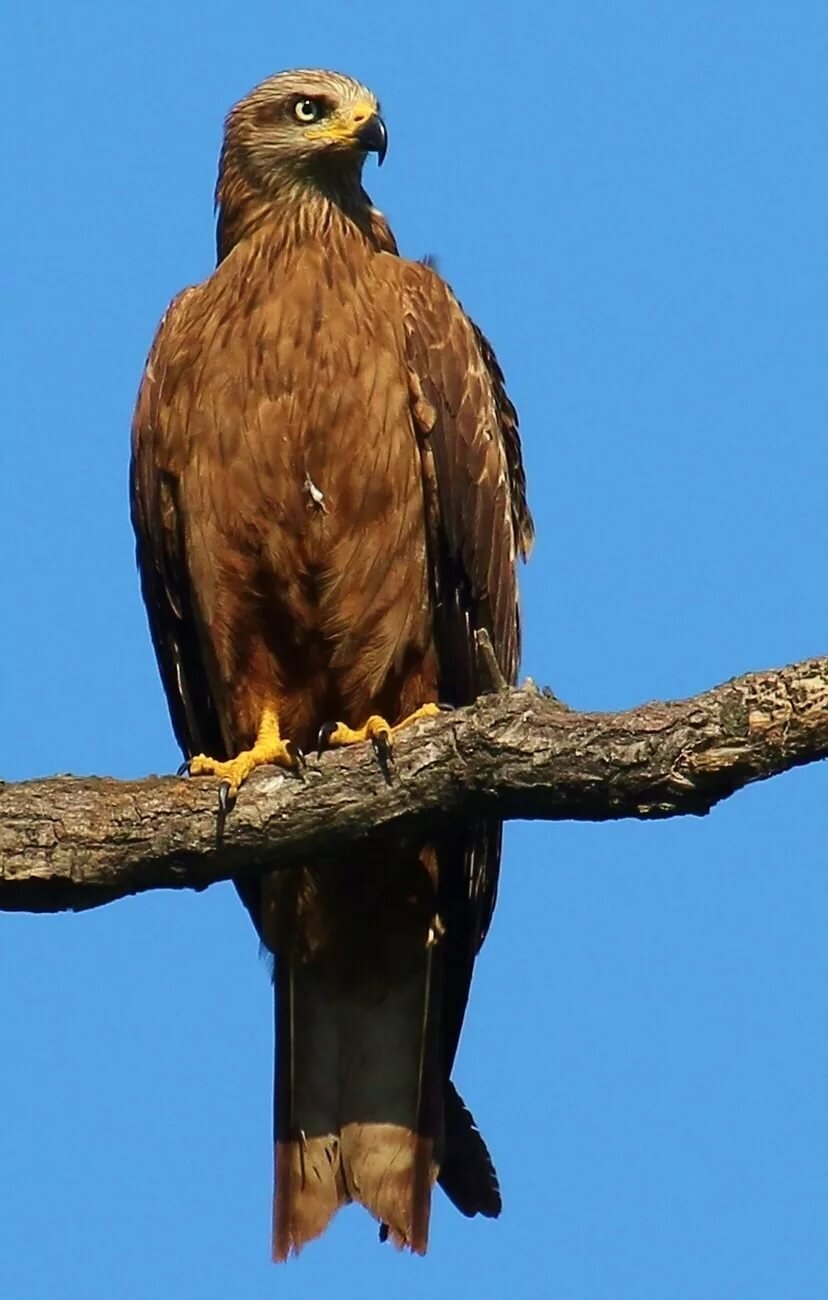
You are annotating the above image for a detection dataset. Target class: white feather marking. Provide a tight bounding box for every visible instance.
[303,473,328,513]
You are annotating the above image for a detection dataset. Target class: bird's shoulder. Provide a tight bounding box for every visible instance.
[376,250,534,564]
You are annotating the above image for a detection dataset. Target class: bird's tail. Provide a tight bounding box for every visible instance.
[272,947,441,1259]
[269,858,442,1261]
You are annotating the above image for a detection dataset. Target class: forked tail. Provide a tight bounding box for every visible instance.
[272,945,441,1260]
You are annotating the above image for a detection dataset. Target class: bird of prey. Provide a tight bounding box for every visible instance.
[130,68,533,1260]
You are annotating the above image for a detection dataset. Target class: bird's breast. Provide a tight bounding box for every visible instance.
[209,255,420,562]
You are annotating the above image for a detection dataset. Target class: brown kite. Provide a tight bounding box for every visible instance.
[130,68,533,1259]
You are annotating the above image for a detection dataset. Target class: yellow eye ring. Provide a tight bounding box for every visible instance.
[294,98,321,124]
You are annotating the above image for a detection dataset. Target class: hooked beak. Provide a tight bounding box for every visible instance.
[354,114,388,166]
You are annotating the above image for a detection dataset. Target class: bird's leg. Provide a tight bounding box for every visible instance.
[317,703,451,766]
[186,705,304,803]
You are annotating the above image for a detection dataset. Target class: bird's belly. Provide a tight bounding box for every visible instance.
[215,390,432,736]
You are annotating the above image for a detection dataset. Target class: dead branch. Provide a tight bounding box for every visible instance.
[2,654,827,914]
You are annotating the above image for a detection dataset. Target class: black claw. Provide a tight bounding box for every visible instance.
[372,730,393,761]
[177,760,191,777]
[316,720,340,757]
[436,702,455,712]
[286,741,306,781]
[372,730,394,783]
[215,780,235,846]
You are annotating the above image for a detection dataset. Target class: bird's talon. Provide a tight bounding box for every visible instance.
[218,780,235,816]
[372,730,394,768]
[316,721,340,756]
[177,759,191,777]
[436,702,455,713]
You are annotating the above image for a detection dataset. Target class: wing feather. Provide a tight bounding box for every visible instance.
[398,257,533,1106]
[129,290,225,764]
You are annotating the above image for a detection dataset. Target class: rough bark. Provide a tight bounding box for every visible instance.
[2,653,827,915]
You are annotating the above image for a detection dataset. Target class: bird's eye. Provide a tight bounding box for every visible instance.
[293,98,322,124]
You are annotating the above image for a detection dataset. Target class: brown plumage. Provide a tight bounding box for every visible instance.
[130,68,533,1259]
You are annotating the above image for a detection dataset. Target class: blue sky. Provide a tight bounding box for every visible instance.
[4,2,828,1296]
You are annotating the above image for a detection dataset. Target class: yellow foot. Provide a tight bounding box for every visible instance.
[316,702,451,764]
[182,708,304,812]
[188,739,303,798]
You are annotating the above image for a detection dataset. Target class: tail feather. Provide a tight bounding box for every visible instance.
[272,960,347,1261]
[266,848,500,1259]
[273,1133,345,1261]
[272,946,440,1259]
[341,1125,435,1253]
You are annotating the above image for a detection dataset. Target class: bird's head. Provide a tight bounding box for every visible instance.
[220,69,387,200]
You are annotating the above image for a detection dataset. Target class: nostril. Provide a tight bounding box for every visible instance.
[353,112,367,124]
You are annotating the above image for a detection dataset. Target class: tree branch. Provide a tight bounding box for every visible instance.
[2,655,827,914]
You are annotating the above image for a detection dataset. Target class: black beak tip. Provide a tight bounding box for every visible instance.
[376,119,388,166]
[356,115,388,166]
